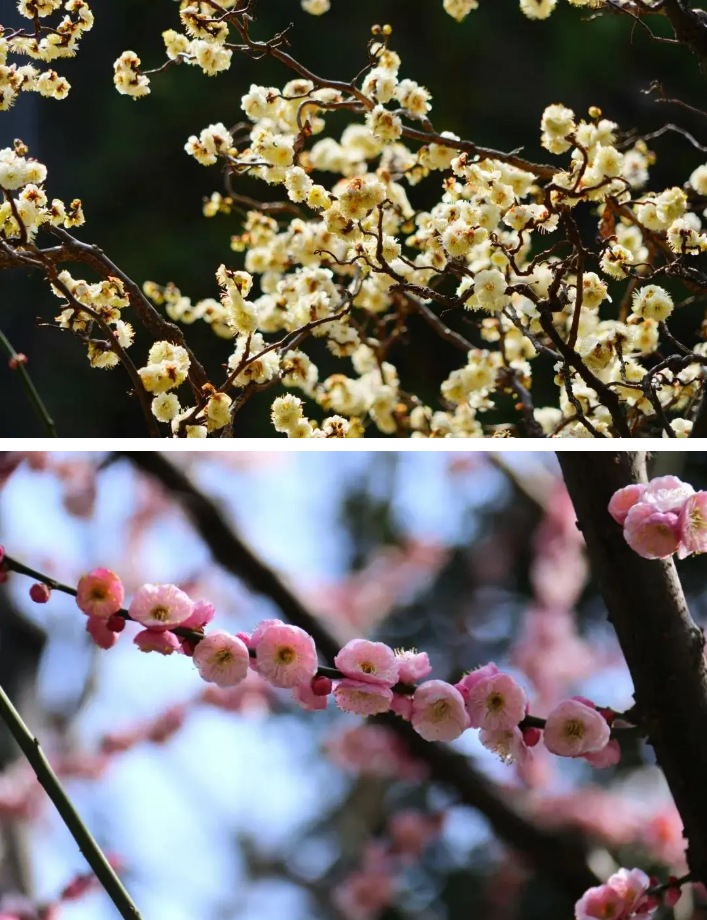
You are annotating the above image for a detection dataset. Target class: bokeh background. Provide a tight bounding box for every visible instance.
[2,449,707,920]
[2,0,706,436]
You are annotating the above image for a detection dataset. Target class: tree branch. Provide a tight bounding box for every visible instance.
[0,682,143,920]
[117,450,598,897]
[557,451,707,883]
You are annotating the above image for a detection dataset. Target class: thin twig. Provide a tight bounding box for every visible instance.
[0,683,143,920]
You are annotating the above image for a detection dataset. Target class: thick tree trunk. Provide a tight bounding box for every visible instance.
[558,451,707,881]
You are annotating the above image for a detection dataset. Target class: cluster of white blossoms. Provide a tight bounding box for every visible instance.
[0,145,85,241]
[102,1,707,437]
[1,0,93,109]
[5,0,707,436]
[439,0,660,22]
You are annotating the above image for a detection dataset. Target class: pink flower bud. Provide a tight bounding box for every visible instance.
[311,675,333,696]
[29,583,51,603]
[664,882,682,908]
[522,726,542,747]
[181,638,197,657]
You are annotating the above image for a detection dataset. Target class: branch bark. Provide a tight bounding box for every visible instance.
[557,450,707,882]
[117,450,598,898]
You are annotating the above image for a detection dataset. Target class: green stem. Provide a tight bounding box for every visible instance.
[0,682,143,920]
[0,327,58,437]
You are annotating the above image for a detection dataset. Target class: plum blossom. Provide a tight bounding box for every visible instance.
[464,671,528,731]
[575,868,651,920]
[193,630,250,687]
[411,680,469,741]
[543,698,611,757]
[678,491,707,558]
[133,628,182,655]
[76,568,124,619]
[129,583,194,628]
[640,475,694,513]
[333,679,393,715]
[181,600,215,630]
[623,504,680,560]
[455,662,499,701]
[608,485,647,525]
[479,727,529,764]
[583,738,621,769]
[254,622,318,688]
[292,679,330,711]
[335,638,400,686]
[395,649,432,683]
[86,615,119,650]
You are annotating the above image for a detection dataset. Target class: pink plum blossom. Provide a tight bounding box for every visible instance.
[455,662,499,701]
[180,600,215,630]
[411,680,469,742]
[623,504,680,560]
[608,485,647,525]
[390,694,413,720]
[292,681,329,711]
[584,739,621,768]
[133,628,182,655]
[335,638,400,687]
[574,883,627,920]
[543,698,611,757]
[395,649,432,684]
[333,679,393,715]
[86,615,119,650]
[76,568,124,619]
[255,622,318,688]
[678,491,707,558]
[641,475,694,513]
[479,727,529,764]
[607,867,651,912]
[129,583,194,629]
[249,618,284,646]
[193,630,250,687]
[465,671,528,731]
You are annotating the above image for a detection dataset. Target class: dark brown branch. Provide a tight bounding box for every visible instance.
[557,451,707,883]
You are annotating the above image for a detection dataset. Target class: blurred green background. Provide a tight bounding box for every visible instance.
[1,0,705,436]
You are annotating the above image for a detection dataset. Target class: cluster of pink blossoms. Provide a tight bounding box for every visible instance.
[609,475,707,560]
[575,867,684,920]
[66,567,619,763]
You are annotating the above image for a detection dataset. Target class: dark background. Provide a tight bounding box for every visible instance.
[1,0,705,437]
